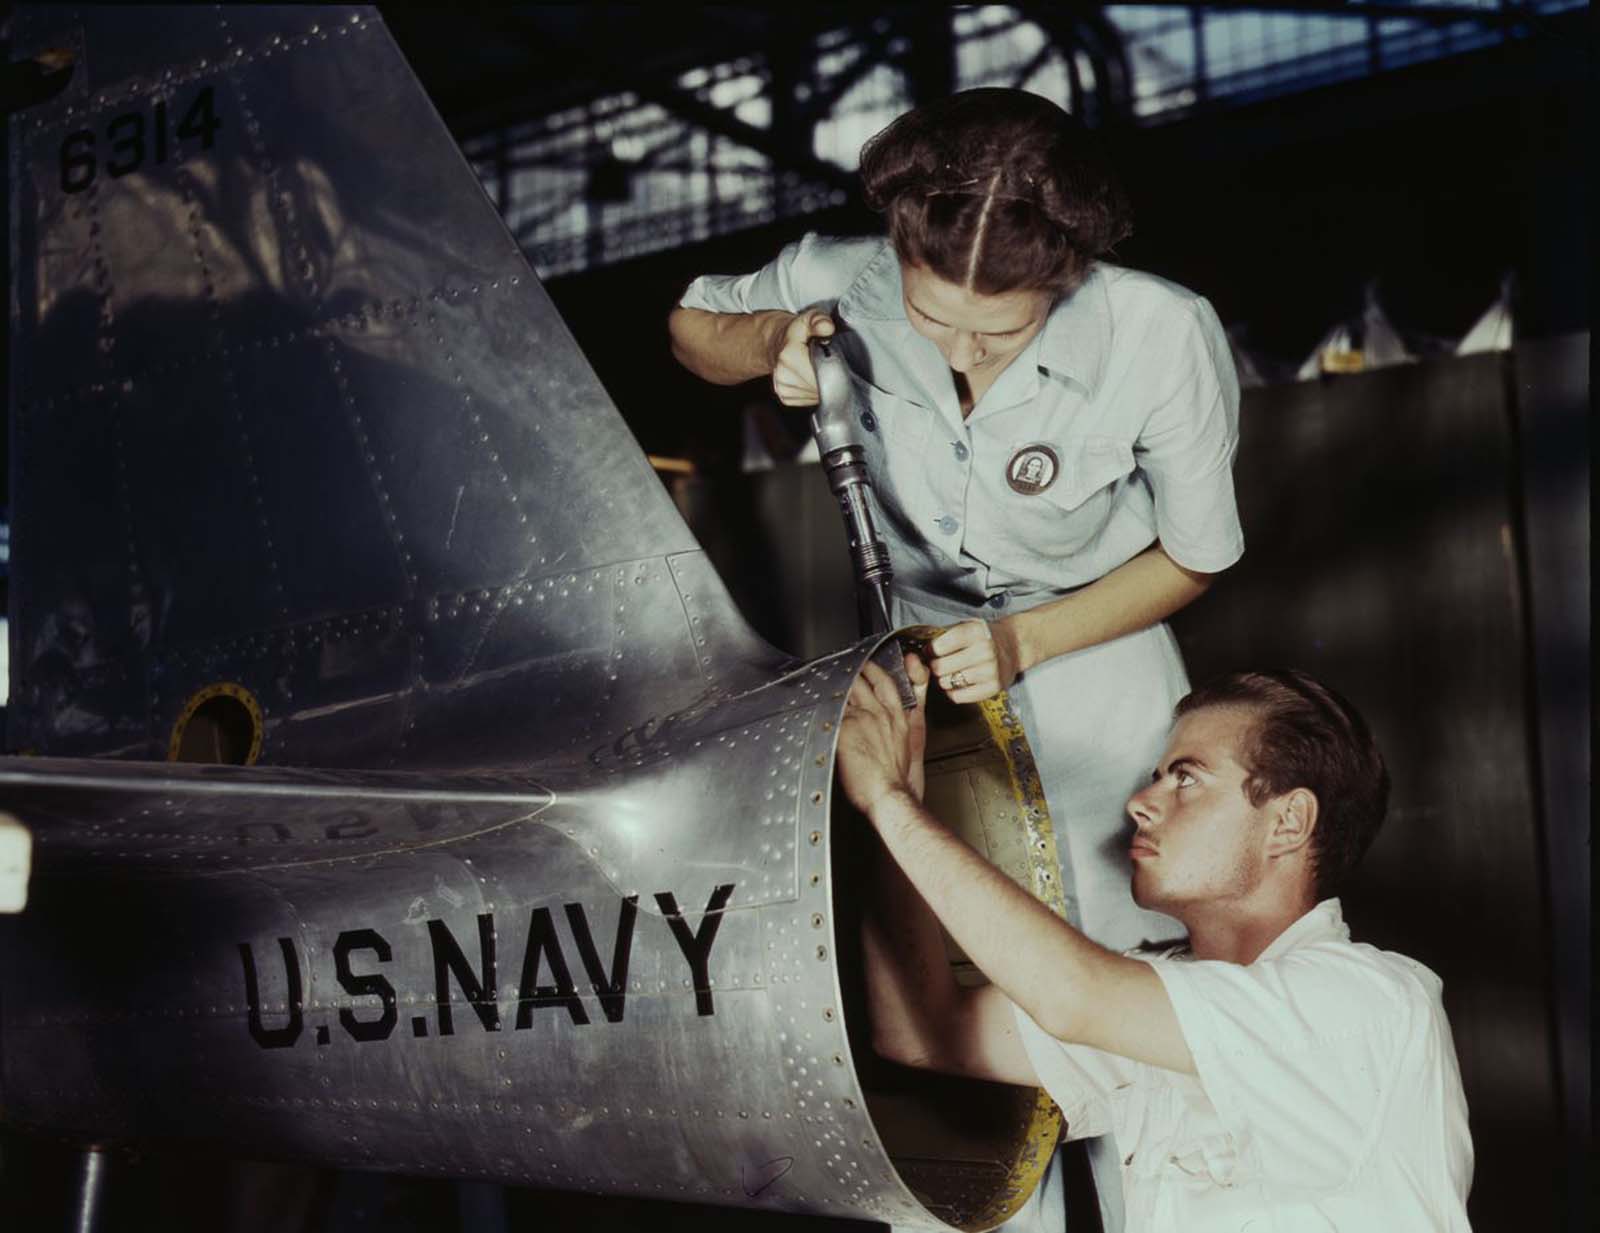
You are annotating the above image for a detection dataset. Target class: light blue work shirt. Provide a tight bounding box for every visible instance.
[678,233,1244,615]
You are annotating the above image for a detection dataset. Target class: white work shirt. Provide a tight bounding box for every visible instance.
[678,233,1244,615]
[1011,900,1475,1232]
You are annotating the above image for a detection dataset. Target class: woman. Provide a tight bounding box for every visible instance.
[670,86,1241,940]
[669,86,1242,1230]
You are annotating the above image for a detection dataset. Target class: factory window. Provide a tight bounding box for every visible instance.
[469,2,1582,278]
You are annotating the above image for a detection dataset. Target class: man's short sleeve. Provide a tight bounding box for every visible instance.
[1147,946,1428,1190]
[1008,999,1140,1140]
[677,232,867,316]
[1129,295,1244,574]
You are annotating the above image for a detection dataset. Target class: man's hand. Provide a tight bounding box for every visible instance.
[836,654,929,819]
[928,618,1023,704]
[767,309,835,406]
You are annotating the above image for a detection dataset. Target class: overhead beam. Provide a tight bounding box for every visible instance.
[1131,1,1540,29]
[1021,6,1137,127]
[630,79,858,193]
[487,12,860,194]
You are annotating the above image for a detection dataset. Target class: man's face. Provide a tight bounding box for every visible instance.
[1124,705,1275,914]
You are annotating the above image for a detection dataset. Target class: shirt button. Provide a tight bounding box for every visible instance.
[936,515,960,535]
[952,441,969,462]
[988,592,1009,609]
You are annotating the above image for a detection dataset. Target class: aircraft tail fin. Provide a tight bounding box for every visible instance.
[6,6,778,766]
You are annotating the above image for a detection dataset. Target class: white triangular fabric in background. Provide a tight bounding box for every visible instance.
[1360,281,1413,369]
[1296,283,1413,380]
[1457,278,1515,354]
[1297,324,1355,380]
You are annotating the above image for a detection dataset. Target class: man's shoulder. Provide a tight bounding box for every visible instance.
[1134,935,1437,1001]
[1265,936,1448,1034]
[1148,902,1449,1052]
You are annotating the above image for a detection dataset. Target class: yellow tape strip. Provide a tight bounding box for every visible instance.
[896,627,1066,1228]
[972,687,1066,1228]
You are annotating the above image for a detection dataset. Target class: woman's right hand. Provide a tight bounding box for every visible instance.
[767,309,836,406]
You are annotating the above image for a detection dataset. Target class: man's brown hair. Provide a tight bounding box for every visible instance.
[1176,670,1391,899]
[859,87,1132,297]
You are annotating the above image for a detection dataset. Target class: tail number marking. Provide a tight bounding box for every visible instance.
[59,84,221,194]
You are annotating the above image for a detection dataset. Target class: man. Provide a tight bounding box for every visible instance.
[838,657,1473,1231]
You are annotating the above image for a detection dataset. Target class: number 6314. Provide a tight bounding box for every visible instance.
[59,84,221,194]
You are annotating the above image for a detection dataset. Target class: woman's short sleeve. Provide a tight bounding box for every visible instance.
[1130,295,1245,574]
[677,232,873,316]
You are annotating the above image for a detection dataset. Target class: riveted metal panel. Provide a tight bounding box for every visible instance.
[6,5,728,759]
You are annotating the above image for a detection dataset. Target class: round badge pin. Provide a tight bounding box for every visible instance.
[1006,444,1060,495]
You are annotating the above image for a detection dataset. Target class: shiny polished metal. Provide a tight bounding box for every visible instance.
[0,8,1064,1229]
[808,336,896,634]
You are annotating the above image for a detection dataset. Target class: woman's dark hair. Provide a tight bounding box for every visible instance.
[1175,670,1391,900]
[858,87,1132,297]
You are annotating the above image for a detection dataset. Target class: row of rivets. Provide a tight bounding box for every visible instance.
[30,15,372,136]
[160,606,404,669]
[18,281,525,416]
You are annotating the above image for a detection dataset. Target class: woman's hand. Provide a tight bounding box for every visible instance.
[928,618,1023,704]
[837,654,930,819]
[767,309,835,406]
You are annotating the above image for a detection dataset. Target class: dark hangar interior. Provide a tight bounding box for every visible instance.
[0,3,1587,1232]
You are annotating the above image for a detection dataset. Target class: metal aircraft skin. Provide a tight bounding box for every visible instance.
[0,8,1062,1230]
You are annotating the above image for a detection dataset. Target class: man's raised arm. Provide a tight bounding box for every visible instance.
[836,659,1195,1076]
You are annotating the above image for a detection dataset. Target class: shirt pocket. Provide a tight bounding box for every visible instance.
[1146,1080,1253,1193]
[1005,434,1134,558]
[1038,435,1134,509]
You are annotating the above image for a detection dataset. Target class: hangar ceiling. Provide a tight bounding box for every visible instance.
[383,3,1563,141]
[379,2,1583,279]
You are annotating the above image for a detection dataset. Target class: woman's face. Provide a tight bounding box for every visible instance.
[900,263,1052,376]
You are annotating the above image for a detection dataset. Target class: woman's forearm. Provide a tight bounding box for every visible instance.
[667,306,793,385]
[1006,544,1215,674]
